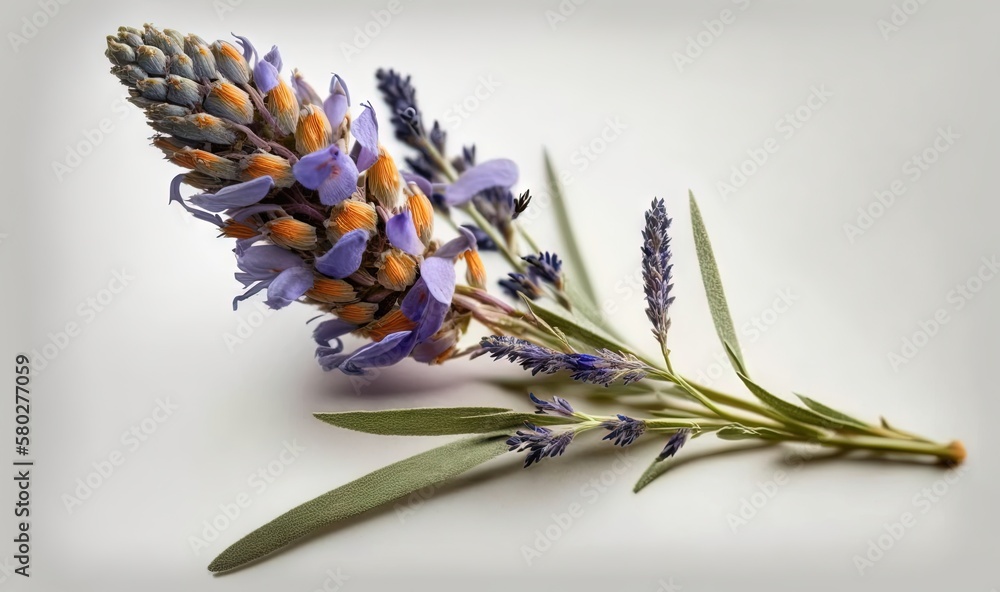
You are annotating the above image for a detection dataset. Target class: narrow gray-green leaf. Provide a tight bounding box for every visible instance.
[735,373,843,431]
[208,434,510,572]
[633,455,673,493]
[794,394,869,429]
[314,407,573,435]
[723,340,749,378]
[544,149,599,307]
[689,191,745,372]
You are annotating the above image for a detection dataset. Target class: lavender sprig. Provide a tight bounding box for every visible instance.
[601,414,647,447]
[479,336,648,387]
[642,197,675,349]
[506,423,575,467]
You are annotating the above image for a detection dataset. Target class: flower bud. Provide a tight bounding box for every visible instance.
[135,77,168,101]
[151,113,237,145]
[306,278,357,304]
[240,153,295,187]
[212,40,250,85]
[266,79,299,136]
[204,81,255,125]
[406,188,434,243]
[264,217,318,251]
[184,34,217,80]
[169,53,196,80]
[376,249,417,291]
[294,104,333,155]
[143,24,182,56]
[136,44,167,76]
[327,200,377,240]
[105,36,135,65]
[165,75,201,108]
[361,308,416,342]
[367,146,402,210]
[335,302,378,325]
[220,220,259,239]
[117,26,144,49]
[463,250,487,289]
[160,143,240,180]
[144,102,191,120]
[112,64,146,85]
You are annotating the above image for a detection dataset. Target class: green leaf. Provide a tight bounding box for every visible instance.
[735,373,844,431]
[208,434,510,573]
[634,455,676,493]
[544,149,599,307]
[314,407,573,436]
[794,394,869,429]
[689,191,746,373]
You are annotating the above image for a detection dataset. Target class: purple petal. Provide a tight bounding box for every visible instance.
[350,102,378,172]
[232,280,268,310]
[292,147,336,189]
[401,171,432,198]
[237,244,304,276]
[420,257,456,304]
[385,211,424,256]
[413,297,449,342]
[315,229,368,279]
[229,203,285,222]
[168,174,223,227]
[400,279,429,320]
[232,34,255,62]
[293,146,358,206]
[313,318,356,346]
[336,331,415,375]
[264,266,313,309]
[262,45,282,71]
[433,226,477,260]
[318,153,358,206]
[443,159,519,206]
[189,176,274,212]
[253,58,280,93]
[411,332,454,363]
[323,74,350,129]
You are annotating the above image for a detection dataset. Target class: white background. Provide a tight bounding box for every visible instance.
[1,0,997,590]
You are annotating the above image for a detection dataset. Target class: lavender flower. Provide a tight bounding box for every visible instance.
[529,393,575,417]
[523,251,563,289]
[479,336,649,387]
[498,272,542,300]
[642,198,675,346]
[507,422,575,468]
[601,414,647,447]
[512,190,532,219]
[657,428,691,460]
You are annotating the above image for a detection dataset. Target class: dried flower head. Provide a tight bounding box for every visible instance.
[106,24,484,375]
